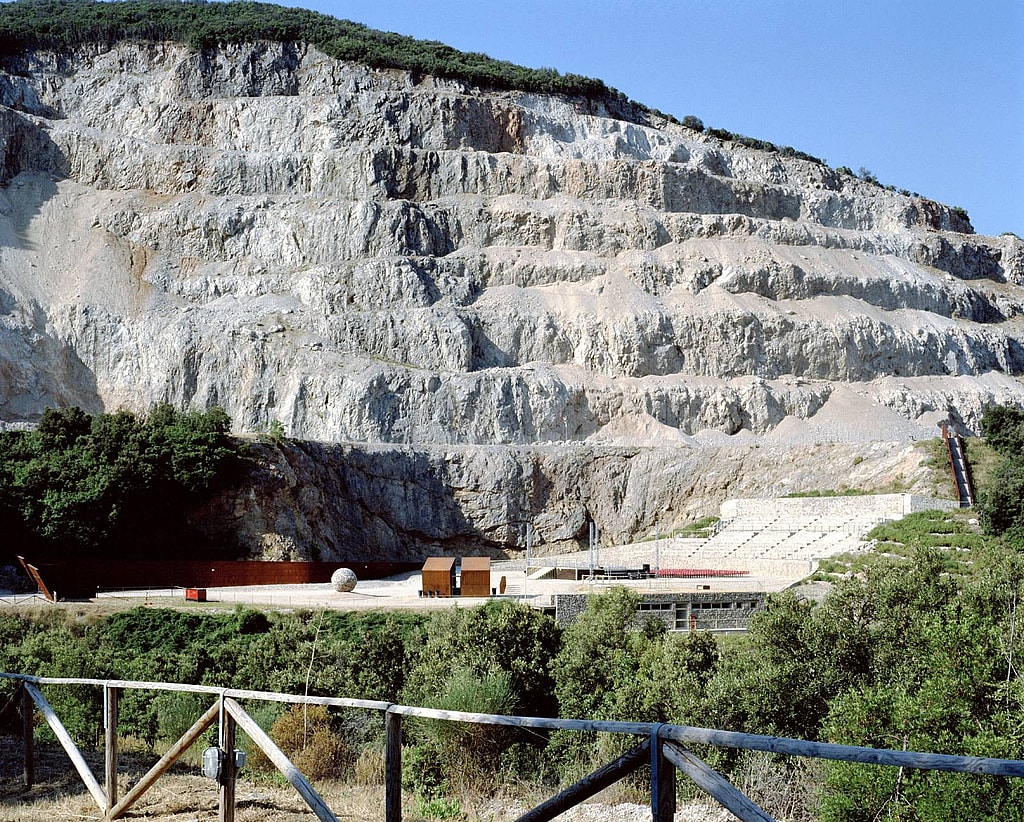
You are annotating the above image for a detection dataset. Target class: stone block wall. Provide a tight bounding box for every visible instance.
[555,590,767,633]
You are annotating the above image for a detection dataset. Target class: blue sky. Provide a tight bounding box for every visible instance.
[284,0,1023,238]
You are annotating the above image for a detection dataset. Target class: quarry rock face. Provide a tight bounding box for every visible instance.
[1,41,1022,557]
[200,438,936,561]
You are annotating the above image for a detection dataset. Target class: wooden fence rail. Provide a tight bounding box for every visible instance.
[2,672,1024,822]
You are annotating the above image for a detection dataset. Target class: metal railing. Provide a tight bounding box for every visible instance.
[2,672,1023,822]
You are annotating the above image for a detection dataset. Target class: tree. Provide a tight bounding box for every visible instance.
[551,587,643,721]
[681,115,704,132]
[403,599,559,718]
[858,167,879,185]
[0,404,241,561]
[979,403,1024,538]
[704,593,827,740]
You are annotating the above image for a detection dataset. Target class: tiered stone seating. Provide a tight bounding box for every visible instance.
[498,495,956,581]
[672,494,955,571]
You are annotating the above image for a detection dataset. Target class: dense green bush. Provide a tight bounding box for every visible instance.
[816,552,1024,820]
[0,404,241,562]
[398,600,559,795]
[979,404,1024,540]
[680,115,704,132]
[401,599,559,718]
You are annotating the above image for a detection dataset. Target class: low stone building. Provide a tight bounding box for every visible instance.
[554,590,766,632]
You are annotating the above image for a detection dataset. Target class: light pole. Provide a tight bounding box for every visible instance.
[524,523,533,601]
[655,523,660,583]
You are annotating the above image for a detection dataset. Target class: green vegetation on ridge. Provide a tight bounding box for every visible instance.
[0,0,619,101]
[0,0,842,168]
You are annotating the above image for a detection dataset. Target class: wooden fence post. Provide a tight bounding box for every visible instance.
[105,684,119,812]
[385,708,402,822]
[219,703,236,822]
[651,725,675,822]
[22,685,33,788]
[663,742,775,822]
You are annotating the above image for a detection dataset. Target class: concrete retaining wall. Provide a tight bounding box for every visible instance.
[720,494,957,521]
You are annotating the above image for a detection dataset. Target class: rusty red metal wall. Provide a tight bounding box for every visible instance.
[21,559,422,600]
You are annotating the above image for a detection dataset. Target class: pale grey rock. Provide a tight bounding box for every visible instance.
[0,40,1023,554]
[330,567,358,592]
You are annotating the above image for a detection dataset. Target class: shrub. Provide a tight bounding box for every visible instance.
[154,691,210,746]
[401,600,559,719]
[857,166,879,185]
[255,704,352,779]
[266,419,286,442]
[0,404,240,562]
[406,666,517,795]
[677,515,719,538]
[353,745,385,785]
[414,795,463,819]
[681,115,704,132]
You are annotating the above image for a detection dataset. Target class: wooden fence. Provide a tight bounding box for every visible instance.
[2,672,1024,822]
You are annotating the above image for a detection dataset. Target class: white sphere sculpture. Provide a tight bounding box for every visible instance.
[330,567,358,593]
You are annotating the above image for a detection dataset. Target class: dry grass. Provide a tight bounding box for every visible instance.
[0,736,739,822]
[0,735,387,821]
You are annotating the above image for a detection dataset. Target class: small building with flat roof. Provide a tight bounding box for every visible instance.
[421,557,456,597]
[460,556,492,597]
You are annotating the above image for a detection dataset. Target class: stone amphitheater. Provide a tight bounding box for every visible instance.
[500,492,958,580]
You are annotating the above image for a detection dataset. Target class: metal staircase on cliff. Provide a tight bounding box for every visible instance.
[940,421,975,508]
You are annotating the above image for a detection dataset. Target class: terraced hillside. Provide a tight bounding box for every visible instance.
[1,25,1022,556]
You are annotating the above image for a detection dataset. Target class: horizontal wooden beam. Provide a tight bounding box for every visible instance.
[0,674,388,711]
[660,725,1024,778]
[4,672,1024,779]
[388,703,656,736]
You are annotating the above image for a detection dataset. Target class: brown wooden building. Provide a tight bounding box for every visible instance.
[421,556,457,597]
[459,556,492,597]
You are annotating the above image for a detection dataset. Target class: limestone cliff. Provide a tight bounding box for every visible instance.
[195,437,937,560]
[0,40,1020,556]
